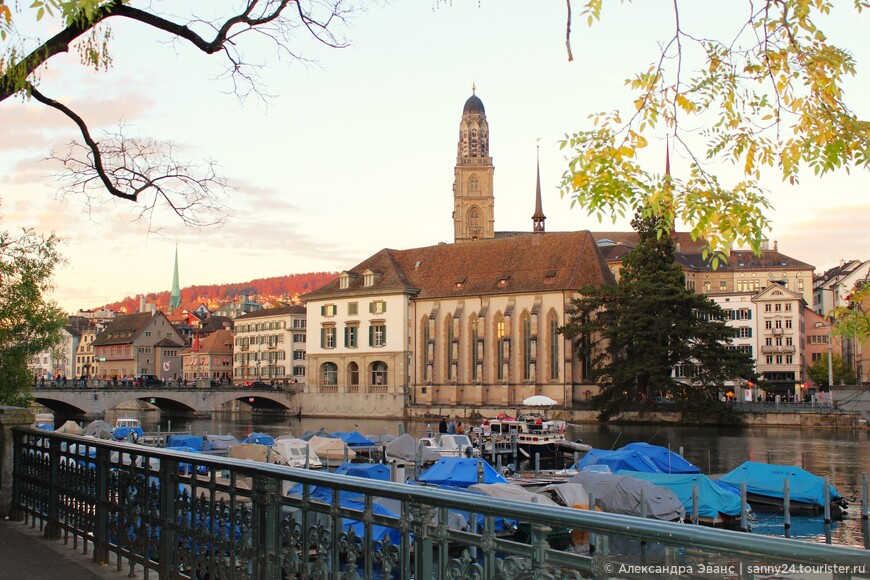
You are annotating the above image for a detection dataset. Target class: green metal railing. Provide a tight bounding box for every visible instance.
[11,427,870,579]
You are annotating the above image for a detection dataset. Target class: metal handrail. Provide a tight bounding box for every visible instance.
[12,428,870,579]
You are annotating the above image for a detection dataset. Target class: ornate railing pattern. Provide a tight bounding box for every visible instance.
[11,428,870,579]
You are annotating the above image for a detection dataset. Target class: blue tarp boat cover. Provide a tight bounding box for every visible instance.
[166,434,211,451]
[576,448,662,473]
[718,461,843,505]
[113,426,144,441]
[417,458,508,488]
[333,462,391,481]
[619,471,746,518]
[332,431,376,447]
[241,432,275,446]
[621,442,701,474]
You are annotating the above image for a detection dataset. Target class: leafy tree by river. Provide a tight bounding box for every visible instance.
[0,218,66,405]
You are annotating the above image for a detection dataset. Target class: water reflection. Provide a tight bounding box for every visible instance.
[96,410,870,549]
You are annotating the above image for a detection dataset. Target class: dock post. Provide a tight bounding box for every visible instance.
[640,488,647,519]
[824,475,832,524]
[862,472,868,520]
[588,493,596,554]
[783,478,791,537]
[477,459,484,483]
[534,453,540,474]
[740,482,748,532]
[512,434,517,465]
[573,451,578,468]
[691,485,699,525]
[678,445,683,457]
[767,450,771,463]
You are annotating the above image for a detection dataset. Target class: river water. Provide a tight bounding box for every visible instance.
[103,409,870,550]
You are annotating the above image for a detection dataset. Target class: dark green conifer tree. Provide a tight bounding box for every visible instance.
[560,214,756,423]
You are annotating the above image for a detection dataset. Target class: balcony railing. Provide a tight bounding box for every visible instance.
[761,345,797,354]
[11,429,869,580]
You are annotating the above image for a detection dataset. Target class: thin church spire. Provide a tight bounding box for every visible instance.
[532,139,546,233]
[169,246,181,312]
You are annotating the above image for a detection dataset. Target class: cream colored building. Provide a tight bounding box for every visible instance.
[752,283,808,399]
[233,305,307,383]
[75,328,97,378]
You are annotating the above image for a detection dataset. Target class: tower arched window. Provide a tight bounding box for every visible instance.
[469,175,479,193]
[347,362,359,387]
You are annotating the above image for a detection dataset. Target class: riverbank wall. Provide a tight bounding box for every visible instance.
[405,405,869,429]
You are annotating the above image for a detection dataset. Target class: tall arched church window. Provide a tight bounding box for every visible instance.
[470,314,480,382]
[522,314,532,381]
[548,311,560,380]
[496,315,506,381]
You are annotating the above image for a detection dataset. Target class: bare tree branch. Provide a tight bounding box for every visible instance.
[1,0,354,226]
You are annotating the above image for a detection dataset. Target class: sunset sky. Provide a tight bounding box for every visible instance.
[2,1,868,312]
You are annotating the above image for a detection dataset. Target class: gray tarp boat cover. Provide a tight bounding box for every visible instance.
[83,420,114,439]
[569,472,686,521]
[55,420,85,435]
[537,483,591,509]
[385,433,441,464]
[468,483,561,507]
[206,434,239,451]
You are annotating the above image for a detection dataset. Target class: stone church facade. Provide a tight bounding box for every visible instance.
[302,91,614,418]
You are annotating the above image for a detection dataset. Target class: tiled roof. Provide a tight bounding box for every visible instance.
[183,329,233,354]
[91,312,153,346]
[591,232,813,273]
[303,231,616,301]
[815,259,865,285]
[593,231,710,254]
[200,315,234,333]
[236,305,306,320]
[153,337,185,347]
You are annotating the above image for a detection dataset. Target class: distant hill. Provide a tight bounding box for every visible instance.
[99,272,338,314]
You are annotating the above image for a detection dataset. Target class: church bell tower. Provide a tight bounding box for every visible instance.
[453,85,495,242]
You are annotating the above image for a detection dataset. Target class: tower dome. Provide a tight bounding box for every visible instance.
[463,93,485,115]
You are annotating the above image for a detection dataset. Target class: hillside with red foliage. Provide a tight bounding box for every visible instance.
[99,272,337,313]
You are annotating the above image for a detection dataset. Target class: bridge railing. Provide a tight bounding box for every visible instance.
[11,428,870,579]
[32,378,300,391]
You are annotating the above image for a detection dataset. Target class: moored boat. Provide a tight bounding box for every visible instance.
[480,414,589,460]
[717,461,847,518]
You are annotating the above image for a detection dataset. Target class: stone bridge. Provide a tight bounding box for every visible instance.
[32,381,302,419]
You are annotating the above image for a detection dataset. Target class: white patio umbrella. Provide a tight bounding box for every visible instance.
[522,395,558,406]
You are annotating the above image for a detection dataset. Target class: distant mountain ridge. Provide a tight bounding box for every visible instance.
[99,272,338,314]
